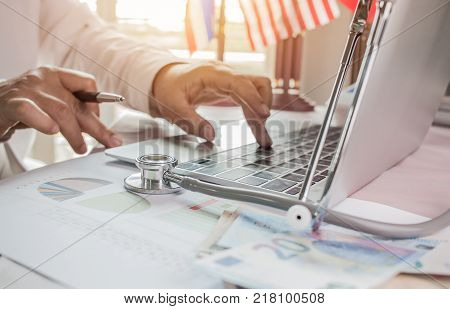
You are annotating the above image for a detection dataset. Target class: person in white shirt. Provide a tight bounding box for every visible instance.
[0,0,272,179]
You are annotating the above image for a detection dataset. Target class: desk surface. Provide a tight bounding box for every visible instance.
[1,107,449,288]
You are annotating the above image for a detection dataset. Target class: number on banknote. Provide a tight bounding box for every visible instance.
[253,237,309,260]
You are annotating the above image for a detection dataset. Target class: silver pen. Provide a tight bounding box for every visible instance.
[73,91,125,103]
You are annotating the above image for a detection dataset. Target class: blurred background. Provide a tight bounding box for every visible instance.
[32,0,357,165]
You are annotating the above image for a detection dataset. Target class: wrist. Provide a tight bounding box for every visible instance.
[149,63,183,118]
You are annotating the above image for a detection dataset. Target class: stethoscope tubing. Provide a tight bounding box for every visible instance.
[177,175,450,239]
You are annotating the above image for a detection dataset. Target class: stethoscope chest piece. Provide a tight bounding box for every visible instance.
[124,154,182,195]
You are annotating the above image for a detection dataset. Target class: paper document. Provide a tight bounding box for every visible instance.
[0,153,240,288]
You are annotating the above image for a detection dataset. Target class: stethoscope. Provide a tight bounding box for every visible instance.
[124,154,450,239]
[124,1,450,239]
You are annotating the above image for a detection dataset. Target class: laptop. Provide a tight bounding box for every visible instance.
[106,0,450,207]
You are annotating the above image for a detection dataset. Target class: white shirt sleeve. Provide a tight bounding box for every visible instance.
[38,0,180,114]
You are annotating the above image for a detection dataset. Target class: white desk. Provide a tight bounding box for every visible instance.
[1,106,448,288]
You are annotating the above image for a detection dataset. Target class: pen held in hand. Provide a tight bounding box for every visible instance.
[73,91,125,103]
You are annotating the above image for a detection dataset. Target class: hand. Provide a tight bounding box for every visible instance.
[0,67,122,153]
[151,62,273,148]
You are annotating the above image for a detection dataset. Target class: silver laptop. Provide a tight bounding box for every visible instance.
[106,0,450,207]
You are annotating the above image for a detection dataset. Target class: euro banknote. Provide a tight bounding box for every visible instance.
[198,210,440,288]
[199,229,437,288]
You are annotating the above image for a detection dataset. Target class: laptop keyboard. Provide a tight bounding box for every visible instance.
[175,125,341,197]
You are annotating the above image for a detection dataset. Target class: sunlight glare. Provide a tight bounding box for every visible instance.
[115,0,244,32]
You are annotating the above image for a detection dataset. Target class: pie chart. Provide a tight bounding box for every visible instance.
[37,177,112,202]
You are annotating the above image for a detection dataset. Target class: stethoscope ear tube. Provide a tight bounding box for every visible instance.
[178,176,450,239]
[323,209,450,239]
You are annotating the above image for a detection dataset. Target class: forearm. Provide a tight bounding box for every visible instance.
[61,28,179,113]
[38,0,179,114]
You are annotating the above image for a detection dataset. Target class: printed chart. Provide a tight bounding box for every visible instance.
[37,177,111,201]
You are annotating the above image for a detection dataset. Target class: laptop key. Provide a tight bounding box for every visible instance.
[242,153,262,161]
[282,173,305,182]
[197,163,229,175]
[253,171,278,180]
[267,156,287,165]
[206,152,231,162]
[280,151,299,160]
[262,178,297,192]
[313,175,326,182]
[254,158,277,166]
[239,176,268,186]
[255,147,275,155]
[277,162,301,169]
[218,168,254,181]
[315,164,328,171]
[319,159,332,166]
[192,158,215,166]
[271,145,286,152]
[322,154,334,160]
[266,166,290,174]
[290,157,309,165]
[243,163,266,171]
[293,168,308,175]
[227,158,249,167]
[177,162,203,171]
[286,186,301,195]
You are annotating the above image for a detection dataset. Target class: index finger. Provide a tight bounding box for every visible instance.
[240,103,273,148]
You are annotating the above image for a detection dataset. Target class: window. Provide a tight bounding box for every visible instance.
[80,0,269,75]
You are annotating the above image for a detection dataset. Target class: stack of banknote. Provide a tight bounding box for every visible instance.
[197,209,449,288]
